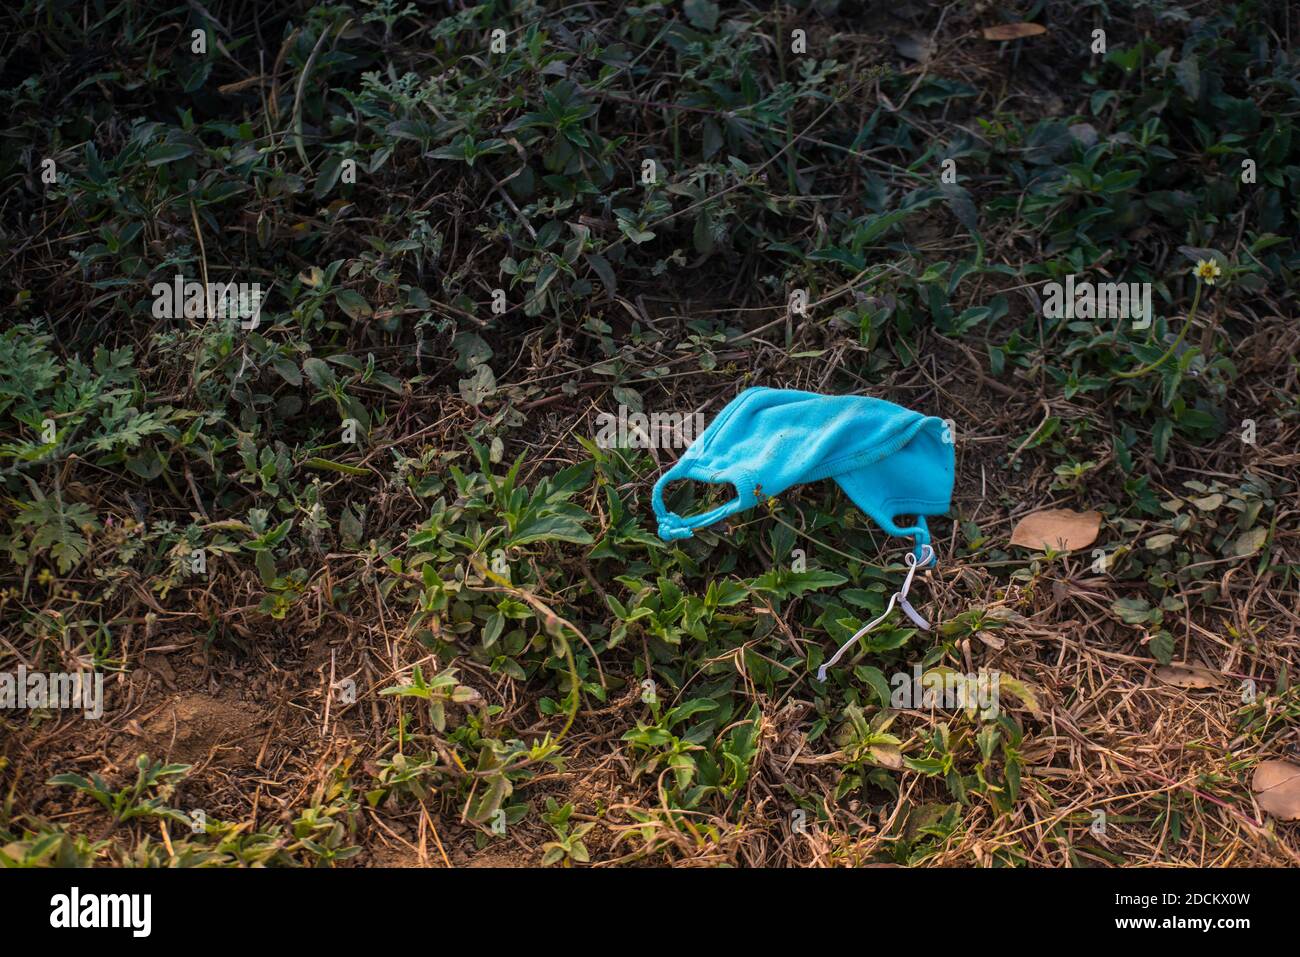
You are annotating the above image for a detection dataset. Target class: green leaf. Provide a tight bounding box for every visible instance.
[314,155,344,199]
[1231,526,1268,557]
[339,504,363,549]
[255,548,276,585]
[1112,597,1156,625]
[665,698,719,727]
[1152,417,1173,463]
[459,364,496,407]
[302,457,368,476]
[302,357,337,390]
[145,143,194,167]
[335,289,372,320]
[751,568,848,600]
[1149,631,1175,666]
[683,0,719,31]
[272,358,302,386]
[854,665,893,708]
[997,675,1041,715]
[587,254,617,296]
[508,511,593,547]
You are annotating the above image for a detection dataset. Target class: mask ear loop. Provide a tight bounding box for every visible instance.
[652,462,745,541]
[816,543,934,683]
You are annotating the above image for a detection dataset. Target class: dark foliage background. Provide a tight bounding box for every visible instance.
[0,0,1296,866]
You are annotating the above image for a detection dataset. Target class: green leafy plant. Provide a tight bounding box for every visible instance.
[47,755,191,824]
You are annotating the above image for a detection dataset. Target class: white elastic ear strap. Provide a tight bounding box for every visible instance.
[816,544,934,683]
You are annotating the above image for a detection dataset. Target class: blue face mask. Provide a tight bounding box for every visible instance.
[651,387,953,562]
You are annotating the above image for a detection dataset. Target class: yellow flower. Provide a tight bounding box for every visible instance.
[1193,258,1221,285]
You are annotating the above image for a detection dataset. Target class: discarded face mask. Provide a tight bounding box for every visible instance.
[651,387,954,682]
[651,386,954,561]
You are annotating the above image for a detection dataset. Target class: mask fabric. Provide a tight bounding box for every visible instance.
[651,387,954,561]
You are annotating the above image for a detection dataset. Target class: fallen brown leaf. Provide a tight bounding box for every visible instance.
[1252,760,1300,821]
[1009,508,1101,551]
[1154,662,1224,689]
[982,23,1048,41]
[869,744,903,770]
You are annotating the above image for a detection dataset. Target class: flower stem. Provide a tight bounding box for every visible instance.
[1115,281,1203,380]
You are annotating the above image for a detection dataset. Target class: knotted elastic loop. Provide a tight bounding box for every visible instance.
[652,461,749,542]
